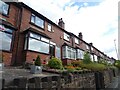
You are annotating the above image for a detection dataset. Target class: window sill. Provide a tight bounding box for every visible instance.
[2,13,9,18]
[0,50,12,53]
[63,39,70,43]
[24,49,50,55]
[29,22,44,31]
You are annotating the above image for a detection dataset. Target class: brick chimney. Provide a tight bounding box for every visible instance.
[78,32,83,39]
[58,18,65,29]
[89,43,93,46]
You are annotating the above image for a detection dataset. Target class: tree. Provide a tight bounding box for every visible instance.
[83,52,91,64]
[34,55,41,66]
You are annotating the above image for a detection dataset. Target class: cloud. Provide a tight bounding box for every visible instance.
[19,0,119,59]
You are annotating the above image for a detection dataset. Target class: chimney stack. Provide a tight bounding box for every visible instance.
[89,43,93,46]
[58,18,65,29]
[78,32,83,39]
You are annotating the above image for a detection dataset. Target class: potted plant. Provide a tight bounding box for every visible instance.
[30,55,42,74]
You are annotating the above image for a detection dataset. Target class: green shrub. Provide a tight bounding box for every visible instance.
[48,57,63,69]
[80,61,107,71]
[34,55,41,66]
[114,60,120,69]
[83,52,92,64]
[71,60,82,67]
[75,67,82,70]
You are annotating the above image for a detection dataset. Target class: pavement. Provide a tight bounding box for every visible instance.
[106,75,120,90]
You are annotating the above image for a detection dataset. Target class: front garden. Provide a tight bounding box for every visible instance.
[39,52,118,73]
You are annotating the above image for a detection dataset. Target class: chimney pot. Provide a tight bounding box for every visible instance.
[58,18,65,29]
[78,32,83,39]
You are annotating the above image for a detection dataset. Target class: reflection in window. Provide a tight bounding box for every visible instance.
[64,33,70,41]
[75,38,79,44]
[76,49,84,59]
[28,38,49,54]
[0,1,9,15]
[31,14,44,28]
[48,23,52,32]
[62,46,76,59]
[0,25,13,51]
[56,46,61,59]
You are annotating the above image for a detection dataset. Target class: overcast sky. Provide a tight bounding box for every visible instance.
[20,0,119,60]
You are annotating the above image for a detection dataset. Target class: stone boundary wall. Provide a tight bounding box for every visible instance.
[1,68,118,90]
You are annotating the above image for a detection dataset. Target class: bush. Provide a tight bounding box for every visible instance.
[114,60,120,69]
[80,61,107,71]
[83,52,92,64]
[71,60,82,67]
[48,57,63,69]
[34,55,41,66]
[64,65,75,72]
[75,67,82,70]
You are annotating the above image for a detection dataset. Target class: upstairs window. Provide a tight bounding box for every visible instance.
[75,38,79,44]
[48,23,52,32]
[31,14,44,29]
[0,1,9,15]
[91,47,94,51]
[86,45,89,50]
[64,33,70,41]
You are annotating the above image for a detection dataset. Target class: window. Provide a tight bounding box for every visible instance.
[0,25,13,51]
[76,49,84,59]
[94,55,98,61]
[41,37,49,43]
[31,14,44,28]
[49,44,55,56]
[64,33,70,41]
[62,46,76,59]
[0,1,9,15]
[26,32,50,54]
[56,46,61,59]
[90,54,94,61]
[48,23,52,32]
[86,45,89,50]
[91,47,94,51]
[75,38,79,44]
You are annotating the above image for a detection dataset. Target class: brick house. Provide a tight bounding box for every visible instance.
[0,1,115,66]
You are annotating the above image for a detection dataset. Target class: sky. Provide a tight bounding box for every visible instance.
[19,0,119,60]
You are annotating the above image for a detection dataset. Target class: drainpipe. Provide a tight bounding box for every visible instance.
[12,3,23,66]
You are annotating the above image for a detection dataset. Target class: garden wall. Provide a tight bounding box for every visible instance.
[2,68,118,90]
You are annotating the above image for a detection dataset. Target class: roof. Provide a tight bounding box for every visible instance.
[22,27,51,39]
[0,19,17,30]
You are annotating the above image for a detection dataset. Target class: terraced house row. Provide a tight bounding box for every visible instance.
[0,1,116,66]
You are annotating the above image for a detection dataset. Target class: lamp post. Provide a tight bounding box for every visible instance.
[114,39,118,60]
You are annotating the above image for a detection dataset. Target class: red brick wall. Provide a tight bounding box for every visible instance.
[2,52,12,66]
[25,51,50,64]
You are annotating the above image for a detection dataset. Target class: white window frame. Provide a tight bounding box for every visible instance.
[64,33,70,41]
[75,38,79,44]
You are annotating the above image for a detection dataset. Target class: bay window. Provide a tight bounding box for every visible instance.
[56,46,61,59]
[76,49,84,59]
[31,14,44,29]
[62,46,76,59]
[25,32,50,54]
[0,25,13,51]
[90,54,94,61]
[94,55,98,61]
